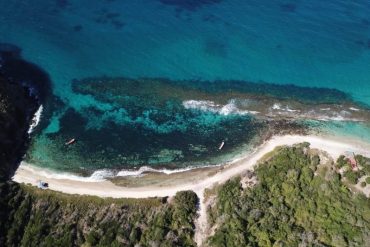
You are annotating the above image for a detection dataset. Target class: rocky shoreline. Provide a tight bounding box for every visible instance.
[0,74,39,179]
[0,43,45,179]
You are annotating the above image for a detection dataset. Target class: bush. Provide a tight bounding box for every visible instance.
[0,183,198,247]
[336,155,347,168]
[344,170,360,184]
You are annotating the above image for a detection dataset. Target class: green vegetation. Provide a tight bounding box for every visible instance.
[355,155,370,173]
[207,145,370,247]
[0,183,198,247]
[337,154,370,185]
[335,155,347,169]
[344,170,361,184]
[366,177,370,184]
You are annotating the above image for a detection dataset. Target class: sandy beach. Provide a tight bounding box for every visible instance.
[13,134,370,198]
[12,134,370,246]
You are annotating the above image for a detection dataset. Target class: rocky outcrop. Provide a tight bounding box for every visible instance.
[0,73,39,179]
[0,42,52,179]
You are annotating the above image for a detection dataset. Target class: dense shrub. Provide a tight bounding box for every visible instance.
[344,170,361,184]
[0,183,198,247]
[208,145,370,246]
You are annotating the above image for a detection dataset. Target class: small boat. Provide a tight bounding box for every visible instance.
[65,138,76,146]
[218,141,225,150]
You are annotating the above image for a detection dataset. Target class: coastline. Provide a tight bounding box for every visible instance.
[12,134,370,199]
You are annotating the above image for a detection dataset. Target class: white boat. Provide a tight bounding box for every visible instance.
[65,138,76,145]
[218,141,225,150]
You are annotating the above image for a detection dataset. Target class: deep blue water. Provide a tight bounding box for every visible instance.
[1,0,370,174]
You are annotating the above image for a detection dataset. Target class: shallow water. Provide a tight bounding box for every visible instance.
[1,0,370,174]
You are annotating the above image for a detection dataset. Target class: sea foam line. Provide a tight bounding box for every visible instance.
[182,99,259,115]
[18,162,225,183]
[116,166,196,177]
[28,105,43,134]
[18,163,114,182]
[271,103,300,112]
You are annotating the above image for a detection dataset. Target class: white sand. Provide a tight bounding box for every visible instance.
[12,134,370,246]
[13,134,370,198]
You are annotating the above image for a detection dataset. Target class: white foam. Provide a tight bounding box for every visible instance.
[22,161,216,181]
[272,103,300,113]
[286,107,300,112]
[47,169,115,182]
[182,100,220,112]
[28,105,43,134]
[18,162,218,182]
[18,163,114,182]
[316,115,363,122]
[306,108,361,122]
[349,107,360,112]
[220,100,259,115]
[89,170,115,180]
[219,102,238,115]
[272,103,281,110]
[116,166,195,177]
[182,99,259,116]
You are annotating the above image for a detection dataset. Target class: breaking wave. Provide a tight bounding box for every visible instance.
[116,166,195,177]
[182,99,259,115]
[18,162,224,182]
[18,162,114,182]
[28,105,43,134]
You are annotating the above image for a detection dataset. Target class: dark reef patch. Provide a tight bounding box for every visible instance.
[354,39,370,50]
[202,14,218,23]
[182,79,351,105]
[93,9,126,30]
[73,77,352,105]
[32,81,265,171]
[26,76,359,173]
[73,25,83,32]
[204,39,228,58]
[361,18,370,27]
[55,0,70,9]
[24,72,367,173]
[279,3,297,13]
[159,0,222,12]
[111,20,126,30]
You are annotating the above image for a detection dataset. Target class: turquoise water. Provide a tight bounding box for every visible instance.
[1,0,370,174]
